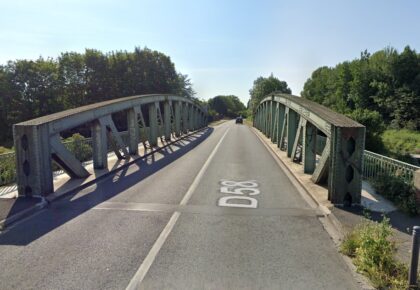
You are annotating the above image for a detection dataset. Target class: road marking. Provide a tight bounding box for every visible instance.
[126,126,231,290]
[93,201,322,216]
[218,180,260,208]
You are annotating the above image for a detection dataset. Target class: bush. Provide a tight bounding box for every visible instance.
[63,133,93,162]
[382,129,420,159]
[0,146,13,154]
[0,154,16,186]
[373,173,418,216]
[340,217,410,289]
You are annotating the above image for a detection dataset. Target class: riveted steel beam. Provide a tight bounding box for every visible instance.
[13,94,207,197]
[303,122,317,174]
[254,93,365,205]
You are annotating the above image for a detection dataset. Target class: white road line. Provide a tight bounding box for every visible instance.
[126,126,231,290]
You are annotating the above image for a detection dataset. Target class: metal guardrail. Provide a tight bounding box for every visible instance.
[363,150,420,184]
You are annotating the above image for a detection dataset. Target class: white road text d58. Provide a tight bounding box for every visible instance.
[217,180,260,208]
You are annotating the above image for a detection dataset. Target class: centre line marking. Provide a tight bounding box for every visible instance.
[126,126,231,290]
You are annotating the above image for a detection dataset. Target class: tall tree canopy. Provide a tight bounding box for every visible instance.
[0,47,194,145]
[249,74,291,112]
[302,46,420,131]
[301,46,420,154]
[207,95,246,119]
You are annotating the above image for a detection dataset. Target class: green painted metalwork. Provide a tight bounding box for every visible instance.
[303,122,317,174]
[13,94,207,197]
[363,150,420,183]
[287,110,298,158]
[254,93,365,205]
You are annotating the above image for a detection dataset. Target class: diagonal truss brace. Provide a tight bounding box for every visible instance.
[99,115,129,160]
[50,134,90,178]
[278,107,289,150]
[311,137,330,184]
[291,118,307,162]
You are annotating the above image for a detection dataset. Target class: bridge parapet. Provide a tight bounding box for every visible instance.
[13,94,208,197]
[254,93,365,205]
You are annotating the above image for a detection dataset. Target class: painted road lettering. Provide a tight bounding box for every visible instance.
[218,180,260,208]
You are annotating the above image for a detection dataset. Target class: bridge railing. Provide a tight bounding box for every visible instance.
[13,94,208,197]
[254,93,365,205]
[363,150,420,183]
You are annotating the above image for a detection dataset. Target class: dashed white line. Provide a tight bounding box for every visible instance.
[125,126,231,290]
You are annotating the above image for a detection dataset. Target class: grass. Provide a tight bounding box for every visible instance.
[341,216,411,289]
[382,129,420,156]
[0,146,13,154]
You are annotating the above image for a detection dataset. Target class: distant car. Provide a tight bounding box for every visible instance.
[235,116,243,124]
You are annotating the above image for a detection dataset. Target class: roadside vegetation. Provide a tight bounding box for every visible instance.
[372,173,418,216]
[301,46,420,162]
[340,216,411,289]
[207,95,247,121]
[248,73,292,114]
[382,130,420,163]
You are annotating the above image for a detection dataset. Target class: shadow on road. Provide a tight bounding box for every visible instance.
[0,127,213,246]
[332,204,420,235]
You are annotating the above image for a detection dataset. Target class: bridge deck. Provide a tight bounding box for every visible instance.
[0,121,360,289]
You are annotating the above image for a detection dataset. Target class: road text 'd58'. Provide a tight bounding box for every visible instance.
[217,180,260,208]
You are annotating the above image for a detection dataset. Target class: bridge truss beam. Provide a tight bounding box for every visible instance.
[254,93,365,206]
[13,94,208,197]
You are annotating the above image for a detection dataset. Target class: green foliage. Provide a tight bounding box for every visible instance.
[0,47,193,146]
[373,173,418,216]
[0,146,12,154]
[63,134,93,162]
[207,95,246,119]
[249,73,291,112]
[346,109,386,152]
[340,217,409,289]
[382,129,420,157]
[0,153,16,186]
[302,45,420,141]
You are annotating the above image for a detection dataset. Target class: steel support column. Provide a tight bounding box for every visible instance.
[287,109,298,157]
[92,119,108,169]
[303,122,317,174]
[163,101,171,141]
[148,103,158,146]
[14,124,53,196]
[174,101,182,136]
[127,108,139,155]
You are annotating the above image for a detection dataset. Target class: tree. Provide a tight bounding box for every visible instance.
[0,47,196,147]
[249,73,291,112]
[302,46,420,131]
[346,109,385,152]
[208,95,246,119]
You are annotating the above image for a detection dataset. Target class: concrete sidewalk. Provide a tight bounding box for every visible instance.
[0,128,208,230]
[251,125,419,265]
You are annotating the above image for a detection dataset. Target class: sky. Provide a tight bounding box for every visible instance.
[1,0,419,104]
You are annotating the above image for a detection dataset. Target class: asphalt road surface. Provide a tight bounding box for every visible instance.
[0,121,361,290]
